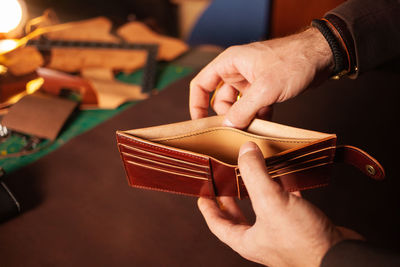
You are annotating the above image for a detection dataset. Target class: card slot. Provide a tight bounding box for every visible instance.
[237,162,331,180]
[270,162,331,179]
[267,148,334,172]
[120,140,332,174]
[122,152,209,175]
[236,156,331,182]
[268,156,330,175]
[265,141,335,166]
[125,159,209,181]
[119,143,209,169]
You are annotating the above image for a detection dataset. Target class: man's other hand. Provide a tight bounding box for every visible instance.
[198,142,362,267]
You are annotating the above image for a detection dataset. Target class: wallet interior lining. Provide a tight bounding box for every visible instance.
[125,116,335,165]
[126,116,332,140]
[152,128,331,165]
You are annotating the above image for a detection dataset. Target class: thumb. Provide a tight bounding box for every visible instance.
[238,142,288,213]
[336,226,365,241]
[197,197,250,250]
[223,79,272,128]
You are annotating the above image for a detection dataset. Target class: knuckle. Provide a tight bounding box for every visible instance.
[255,81,271,96]
[225,45,241,54]
[212,103,226,115]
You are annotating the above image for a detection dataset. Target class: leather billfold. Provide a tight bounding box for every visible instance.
[116,116,384,198]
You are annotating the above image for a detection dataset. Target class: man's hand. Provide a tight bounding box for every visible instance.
[198,142,362,267]
[190,27,334,128]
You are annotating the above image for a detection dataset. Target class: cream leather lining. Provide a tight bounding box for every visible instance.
[124,116,335,165]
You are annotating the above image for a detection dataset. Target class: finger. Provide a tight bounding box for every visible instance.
[227,79,251,93]
[291,191,302,197]
[217,196,247,224]
[238,142,287,213]
[212,83,239,115]
[256,105,274,121]
[223,79,270,128]
[190,47,244,120]
[190,48,240,120]
[336,226,365,241]
[189,66,222,119]
[198,197,250,248]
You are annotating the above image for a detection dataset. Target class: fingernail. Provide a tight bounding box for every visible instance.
[223,118,235,127]
[239,141,258,157]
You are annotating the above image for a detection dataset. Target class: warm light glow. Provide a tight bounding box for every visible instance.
[0,65,8,75]
[26,77,44,94]
[4,77,44,107]
[0,39,19,54]
[0,0,23,33]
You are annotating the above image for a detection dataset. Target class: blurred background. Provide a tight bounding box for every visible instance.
[26,0,180,36]
[17,0,345,44]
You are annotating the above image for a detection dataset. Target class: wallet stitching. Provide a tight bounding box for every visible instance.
[119,139,212,197]
[236,162,333,180]
[119,143,209,169]
[272,161,332,178]
[128,172,328,197]
[122,152,209,175]
[266,146,335,166]
[268,156,330,175]
[117,132,336,197]
[151,128,318,143]
[285,181,329,192]
[126,159,209,181]
[119,135,208,161]
[129,183,212,198]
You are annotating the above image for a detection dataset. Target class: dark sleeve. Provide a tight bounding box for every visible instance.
[325,0,400,75]
[321,240,400,267]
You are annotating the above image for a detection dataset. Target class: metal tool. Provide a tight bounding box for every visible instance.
[27,39,159,93]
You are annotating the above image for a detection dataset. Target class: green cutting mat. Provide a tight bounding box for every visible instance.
[0,64,193,174]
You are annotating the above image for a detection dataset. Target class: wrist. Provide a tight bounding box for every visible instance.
[300,27,335,74]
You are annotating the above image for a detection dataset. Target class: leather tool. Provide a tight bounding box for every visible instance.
[116,116,384,198]
[27,39,159,93]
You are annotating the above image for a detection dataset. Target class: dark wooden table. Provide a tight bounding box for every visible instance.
[1,62,399,266]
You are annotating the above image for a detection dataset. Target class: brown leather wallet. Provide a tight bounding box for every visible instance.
[116,116,384,198]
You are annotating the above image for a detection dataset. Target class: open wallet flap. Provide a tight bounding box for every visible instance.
[116,116,384,198]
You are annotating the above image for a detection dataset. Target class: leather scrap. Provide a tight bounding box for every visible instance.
[81,68,148,109]
[1,92,77,140]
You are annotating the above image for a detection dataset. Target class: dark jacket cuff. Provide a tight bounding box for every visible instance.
[325,0,400,75]
[321,240,400,267]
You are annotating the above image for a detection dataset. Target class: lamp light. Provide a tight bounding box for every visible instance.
[0,0,28,38]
